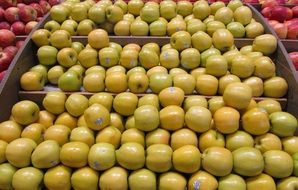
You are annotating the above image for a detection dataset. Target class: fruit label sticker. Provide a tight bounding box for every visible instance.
[130,59,137,67]
[193,180,200,190]
[105,58,110,65]
[169,87,175,93]
[95,117,103,126]
[184,43,190,49]
[164,52,170,60]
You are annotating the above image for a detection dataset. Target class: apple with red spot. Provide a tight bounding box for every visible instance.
[19,6,37,23]
[0,29,16,48]
[39,0,51,14]
[0,21,10,30]
[273,22,288,38]
[262,0,278,8]
[11,21,25,35]
[287,24,298,39]
[30,3,44,17]
[0,52,13,72]
[3,46,18,57]
[24,21,38,34]
[4,7,20,24]
[270,6,288,23]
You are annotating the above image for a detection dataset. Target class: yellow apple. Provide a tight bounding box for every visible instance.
[185,106,212,133]
[88,29,109,49]
[254,133,282,153]
[99,167,128,190]
[128,72,149,93]
[173,73,196,95]
[42,91,67,115]
[0,163,17,190]
[121,128,145,147]
[116,142,145,170]
[12,167,43,190]
[70,126,95,147]
[84,103,110,130]
[44,124,71,146]
[188,170,218,190]
[171,128,198,151]
[214,107,240,134]
[183,96,208,111]
[257,99,282,114]
[282,136,298,155]
[105,71,128,93]
[159,172,187,190]
[95,126,121,149]
[110,112,125,132]
[89,92,114,112]
[88,142,115,171]
[37,110,56,128]
[146,144,173,172]
[218,74,241,95]
[146,128,170,147]
[71,167,99,190]
[44,165,72,190]
[159,105,185,131]
[134,105,159,132]
[60,142,89,168]
[242,108,270,135]
[54,112,77,130]
[21,123,46,144]
[223,82,252,110]
[199,129,225,152]
[243,76,264,97]
[129,168,156,190]
[0,140,7,164]
[138,94,160,110]
[0,121,22,143]
[173,145,201,173]
[83,72,105,92]
[246,173,276,190]
[113,92,138,116]
[195,74,218,95]
[226,130,254,151]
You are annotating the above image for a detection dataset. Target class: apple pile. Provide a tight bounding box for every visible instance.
[46,0,266,38]
[0,86,297,189]
[289,51,298,70]
[25,28,288,100]
[0,29,25,83]
[259,0,298,6]
[0,0,54,35]
[261,3,298,38]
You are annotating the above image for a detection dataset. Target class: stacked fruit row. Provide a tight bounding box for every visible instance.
[0,86,297,189]
[47,0,267,38]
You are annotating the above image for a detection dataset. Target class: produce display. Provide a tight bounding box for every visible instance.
[45,0,267,37]
[289,51,298,70]
[0,89,297,190]
[0,0,298,189]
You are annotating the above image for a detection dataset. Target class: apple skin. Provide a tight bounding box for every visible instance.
[0,52,13,72]
[44,165,71,190]
[37,45,58,66]
[58,70,82,92]
[129,168,156,190]
[4,7,20,24]
[11,100,40,125]
[287,24,298,39]
[277,176,298,190]
[282,136,298,155]
[188,170,218,190]
[199,129,225,152]
[0,29,16,48]
[246,173,276,190]
[0,21,10,30]
[289,52,298,71]
[12,167,43,190]
[255,133,282,153]
[232,147,264,177]
[30,3,44,17]
[252,34,277,56]
[0,163,17,190]
[218,173,246,190]
[44,20,60,33]
[19,5,37,23]
[270,111,297,137]
[50,5,70,23]
[24,21,38,34]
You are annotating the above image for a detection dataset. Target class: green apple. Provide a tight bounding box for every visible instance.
[106,5,124,24]
[44,165,71,190]
[78,47,98,68]
[88,29,109,49]
[223,49,241,69]
[57,47,77,68]
[65,94,88,117]
[138,94,160,109]
[83,72,105,92]
[44,20,61,33]
[50,30,72,49]
[31,140,60,169]
[199,129,225,152]
[31,29,51,47]
[212,29,234,52]
[210,1,225,15]
[230,55,254,78]
[245,22,265,38]
[252,34,277,55]
[232,147,264,177]
[293,153,298,176]
[223,82,252,110]
[227,22,245,37]
[195,74,218,95]
[159,172,187,190]
[227,0,243,11]
[149,73,172,93]
[134,105,159,132]
[200,47,221,67]
[77,19,96,36]
[109,42,123,55]
[277,177,298,190]
[253,56,276,79]
[149,19,167,36]
[263,150,293,178]
[0,163,17,190]
[160,0,177,21]
[146,128,170,147]
[257,99,282,114]
[47,65,65,85]
[206,20,225,36]
[218,174,246,190]
[50,5,70,23]
[113,92,138,116]
[129,168,156,190]
[246,173,276,190]
[37,45,58,66]
[171,128,198,151]
[70,3,88,22]
[114,0,127,13]
[98,47,119,68]
[255,133,282,153]
[71,167,98,190]
[187,19,206,35]
[218,74,241,95]
[42,91,66,115]
[270,111,297,137]
[177,0,192,17]
[105,71,128,93]
[202,147,233,177]
[88,143,115,171]
[0,140,7,164]
[30,64,48,84]
[84,103,110,130]
[263,76,288,98]
[215,7,233,25]
[282,137,298,155]
[130,19,149,36]
[183,96,208,111]
[188,170,218,190]
[88,6,106,24]
[60,19,78,35]
[226,130,253,151]
[185,106,212,133]
[139,48,159,69]
[12,167,43,190]
[173,73,196,95]
[146,144,172,172]
[116,142,145,170]
[58,70,82,91]
[127,0,144,16]
[193,1,210,20]
[114,20,131,36]
[170,31,191,51]
[20,71,45,91]
[11,101,39,125]
[140,4,159,23]
[160,48,180,69]
[70,126,94,147]
[99,167,128,190]
[128,72,149,93]
[206,55,228,77]
[167,17,186,36]
[191,31,212,52]
[173,145,201,174]
[234,6,252,26]
[6,138,36,168]
[243,77,264,97]
[89,92,113,111]
[208,96,226,115]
